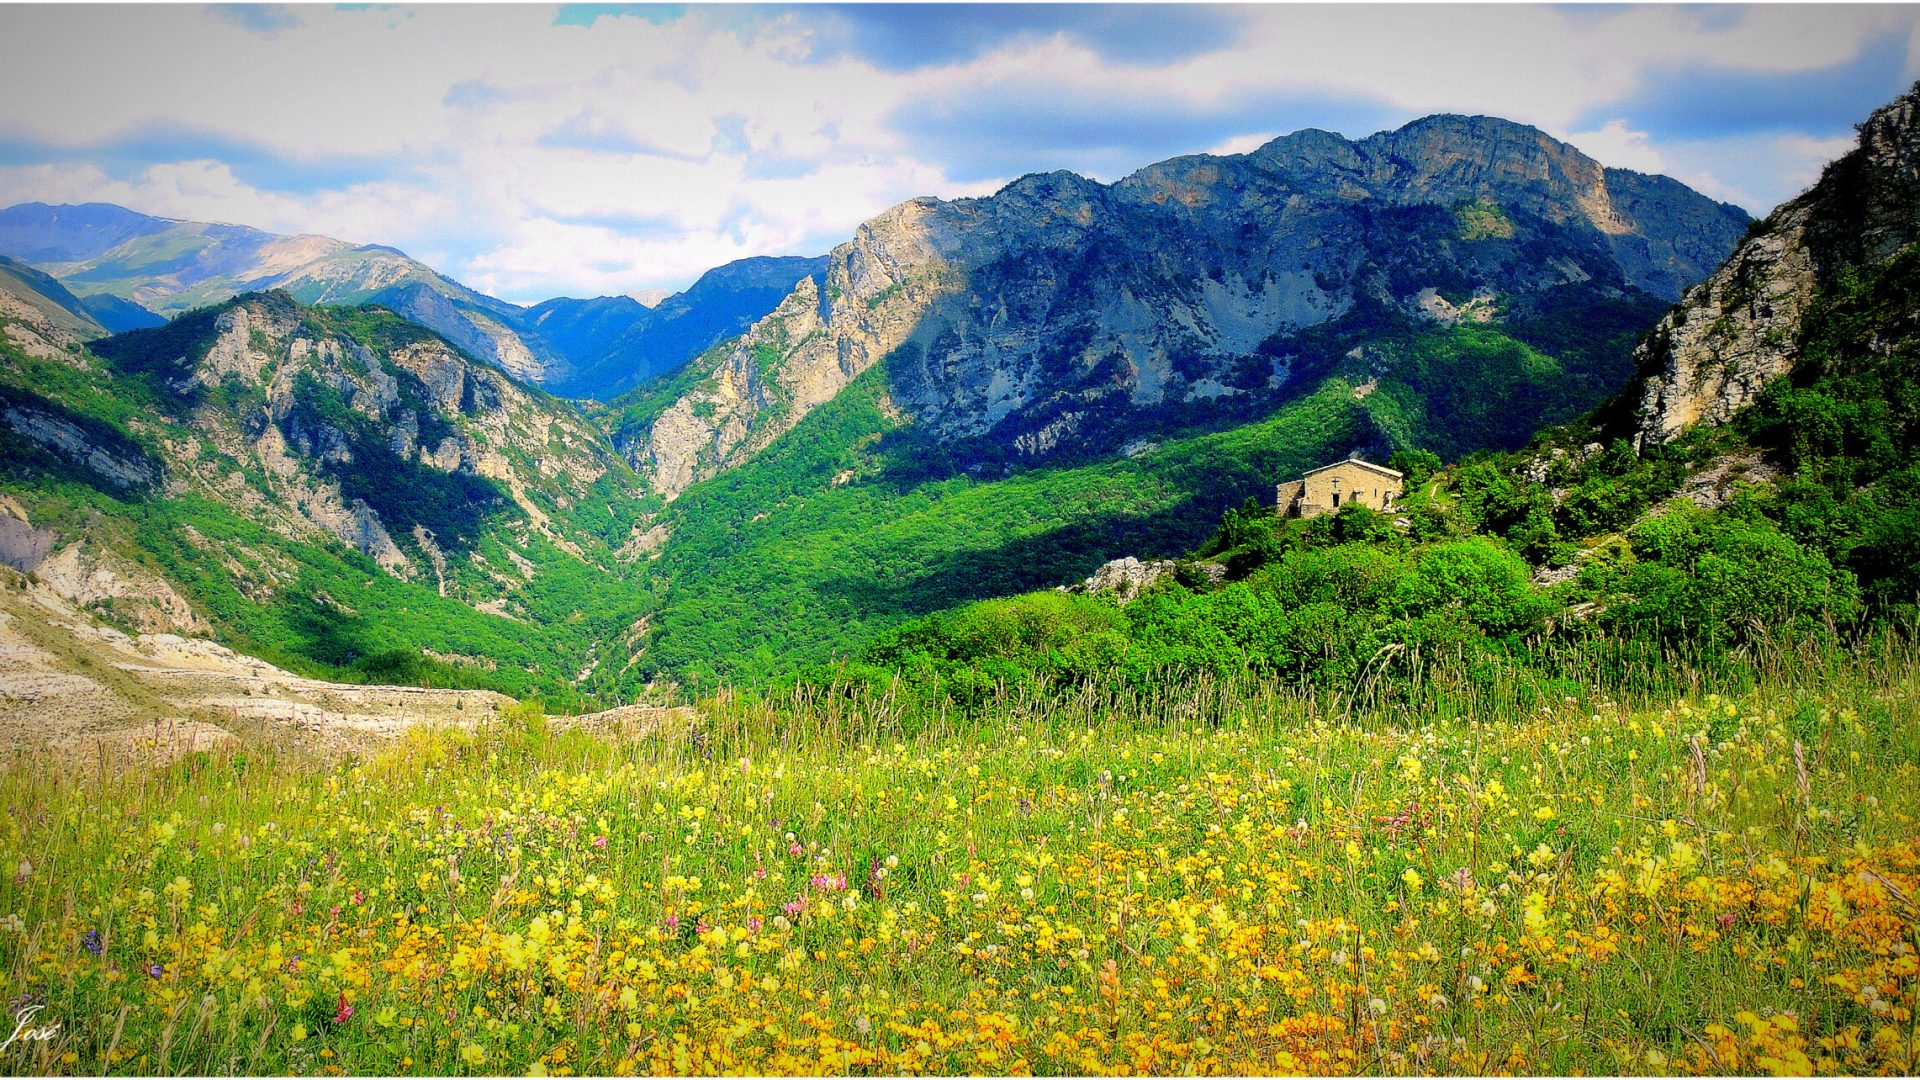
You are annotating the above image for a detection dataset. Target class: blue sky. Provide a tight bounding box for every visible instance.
[0,3,1914,302]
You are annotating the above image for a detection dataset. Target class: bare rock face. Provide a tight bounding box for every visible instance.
[1635,83,1920,445]
[376,282,557,385]
[634,208,944,498]
[0,497,53,572]
[1058,556,1226,604]
[1632,214,1819,442]
[622,114,1748,498]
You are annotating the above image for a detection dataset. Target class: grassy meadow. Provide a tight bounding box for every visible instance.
[0,648,1916,1076]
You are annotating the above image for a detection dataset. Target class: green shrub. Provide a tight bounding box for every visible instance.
[1605,505,1860,650]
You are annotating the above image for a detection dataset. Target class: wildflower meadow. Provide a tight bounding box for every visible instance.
[1,655,1916,1077]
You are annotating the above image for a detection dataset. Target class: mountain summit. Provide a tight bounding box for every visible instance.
[0,203,827,398]
[621,114,1749,498]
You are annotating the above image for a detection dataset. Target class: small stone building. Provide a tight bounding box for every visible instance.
[1276,456,1403,519]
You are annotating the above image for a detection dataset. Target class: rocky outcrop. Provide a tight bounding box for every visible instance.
[1635,83,1920,445]
[0,500,205,634]
[1630,217,1818,443]
[634,234,938,497]
[0,497,53,572]
[373,281,556,384]
[0,398,158,490]
[32,539,209,635]
[1058,556,1226,604]
[623,114,1748,498]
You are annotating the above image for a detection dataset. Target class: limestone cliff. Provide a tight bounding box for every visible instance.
[623,114,1748,498]
[1634,84,1920,444]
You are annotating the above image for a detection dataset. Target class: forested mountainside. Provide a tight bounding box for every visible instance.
[608,116,1750,686]
[0,103,1782,699]
[835,83,1920,710]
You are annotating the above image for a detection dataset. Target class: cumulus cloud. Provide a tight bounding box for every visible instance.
[0,4,1913,301]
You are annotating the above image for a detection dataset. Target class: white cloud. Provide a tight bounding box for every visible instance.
[1565,121,1670,177]
[1203,132,1279,157]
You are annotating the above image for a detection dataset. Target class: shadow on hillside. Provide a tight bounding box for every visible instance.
[809,487,1243,624]
[284,593,383,670]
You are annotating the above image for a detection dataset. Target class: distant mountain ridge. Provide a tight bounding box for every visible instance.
[0,202,171,263]
[0,203,823,396]
[619,113,1751,498]
[527,254,828,400]
[0,202,570,383]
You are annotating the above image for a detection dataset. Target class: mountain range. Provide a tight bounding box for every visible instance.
[617,114,1748,499]
[0,202,822,399]
[0,102,1834,698]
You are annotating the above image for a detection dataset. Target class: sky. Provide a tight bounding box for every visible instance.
[0,3,1916,304]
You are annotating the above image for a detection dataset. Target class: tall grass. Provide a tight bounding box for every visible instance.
[0,646,1915,1074]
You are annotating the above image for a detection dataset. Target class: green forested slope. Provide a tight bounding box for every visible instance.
[827,236,1920,711]
[0,283,1737,696]
[633,312,1634,687]
[0,297,657,707]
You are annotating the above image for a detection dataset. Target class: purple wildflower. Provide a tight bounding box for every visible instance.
[80,929,103,956]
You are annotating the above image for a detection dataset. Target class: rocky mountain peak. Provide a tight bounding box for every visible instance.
[1804,83,1920,268]
[616,110,1751,499]
[1245,126,1361,170]
[88,291,621,576]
